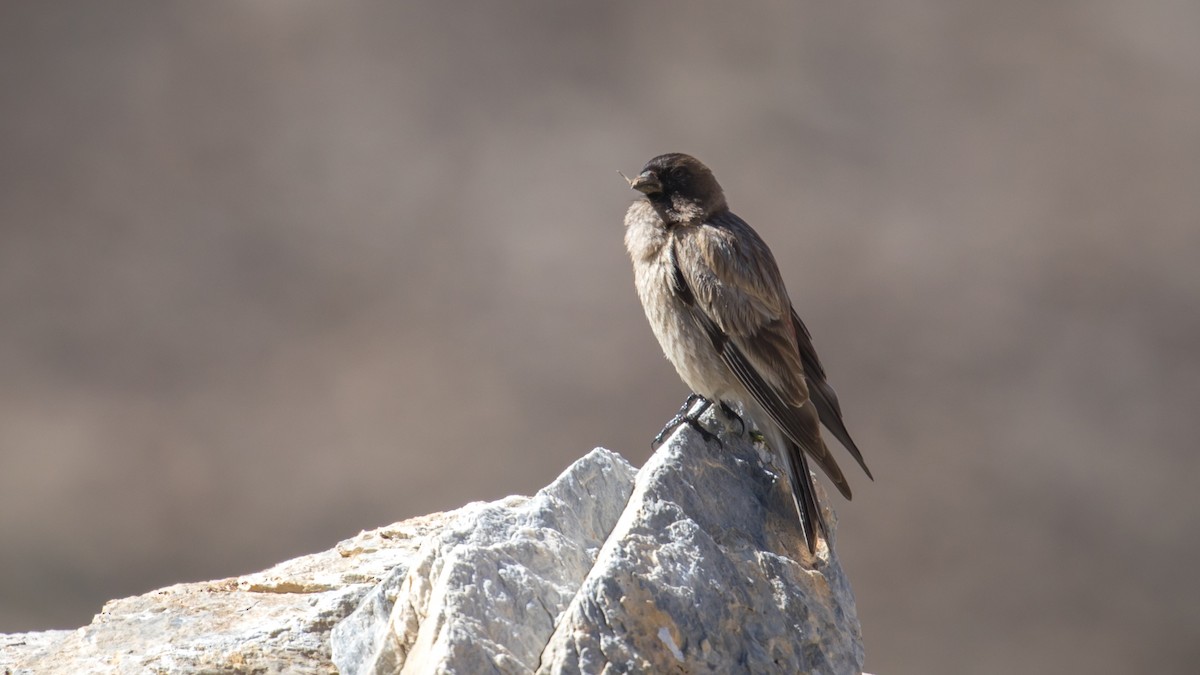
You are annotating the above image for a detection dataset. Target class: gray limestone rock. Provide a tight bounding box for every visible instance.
[535,424,864,675]
[331,447,639,675]
[1,428,864,675]
[1,512,449,675]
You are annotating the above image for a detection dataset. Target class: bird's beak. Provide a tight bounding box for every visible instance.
[630,170,662,195]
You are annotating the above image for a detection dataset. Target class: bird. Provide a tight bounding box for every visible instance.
[622,152,872,553]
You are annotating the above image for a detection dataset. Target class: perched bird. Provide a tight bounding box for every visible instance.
[623,152,872,553]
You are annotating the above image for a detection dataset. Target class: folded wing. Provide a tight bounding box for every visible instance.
[670,212,854,500]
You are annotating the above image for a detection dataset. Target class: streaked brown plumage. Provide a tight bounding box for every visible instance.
[623,152,871,553]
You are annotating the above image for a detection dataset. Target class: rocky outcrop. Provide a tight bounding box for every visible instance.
[1,511,451,675]
[331,448,639,675]
[2,417,864,675]
[534,441,862,674]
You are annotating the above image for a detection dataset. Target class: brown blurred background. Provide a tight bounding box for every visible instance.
[1,2,1197,673]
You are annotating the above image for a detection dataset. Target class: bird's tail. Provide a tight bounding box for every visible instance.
[784,438,826,554]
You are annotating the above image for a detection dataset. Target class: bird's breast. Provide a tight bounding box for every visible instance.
[625,207,738,400]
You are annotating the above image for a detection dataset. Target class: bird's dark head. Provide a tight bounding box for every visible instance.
[629,153,726,224]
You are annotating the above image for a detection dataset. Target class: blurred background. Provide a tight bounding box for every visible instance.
[1,2,1197,673]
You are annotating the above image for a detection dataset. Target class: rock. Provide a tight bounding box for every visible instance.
[535,426,864,675]
[1,510,450,675]
[330,448,639,675]
[1,422,864,675]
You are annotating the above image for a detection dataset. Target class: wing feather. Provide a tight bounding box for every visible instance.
[671,212,854,499]
[791,309,873,480]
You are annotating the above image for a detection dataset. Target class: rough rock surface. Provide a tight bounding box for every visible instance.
[2,420,864,675]
[331,448,639,675]
[535,430,863,674]
[1,511,450,675]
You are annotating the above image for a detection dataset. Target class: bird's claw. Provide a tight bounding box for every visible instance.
[651,393,718,448]
[718,401,746,436]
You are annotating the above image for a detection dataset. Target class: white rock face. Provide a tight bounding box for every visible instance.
[331,448,639,675]
[535,430,864,674]
[0,511,451,675]
[1,422,864,675]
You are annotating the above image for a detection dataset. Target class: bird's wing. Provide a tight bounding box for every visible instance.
[791,308,873,479]
[670,211,852,499]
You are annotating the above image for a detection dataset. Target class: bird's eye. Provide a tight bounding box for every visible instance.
[670,166,690,180]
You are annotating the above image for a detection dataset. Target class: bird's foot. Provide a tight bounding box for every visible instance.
[717,400,746,436]
[671,393,706,419]
[652,394,717,448]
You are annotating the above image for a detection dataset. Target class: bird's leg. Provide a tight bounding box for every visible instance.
[652,394,717,448]
[675,392,705,417]
[717,400,746,436]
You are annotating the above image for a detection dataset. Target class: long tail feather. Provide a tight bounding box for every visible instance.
[786,440,826,553]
